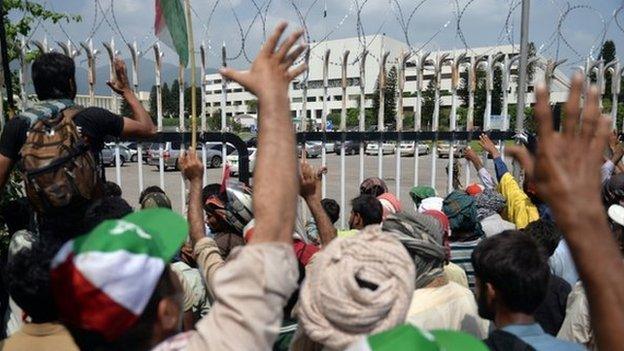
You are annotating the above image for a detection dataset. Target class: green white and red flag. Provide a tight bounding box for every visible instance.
[154,0,189,67]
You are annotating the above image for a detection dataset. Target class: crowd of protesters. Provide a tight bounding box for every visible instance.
[1,22,624,351]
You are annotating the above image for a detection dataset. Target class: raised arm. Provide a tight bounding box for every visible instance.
[220,24,306,244]
[179,151,205,246]
[532,74,624,350]
[107,57,156,138]
[464,146,495,189]
[178,23,308,351]
[299,161,336,246]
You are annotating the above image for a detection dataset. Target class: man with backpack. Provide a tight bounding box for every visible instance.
[0,52,155,216]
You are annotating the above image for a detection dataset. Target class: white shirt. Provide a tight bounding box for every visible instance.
[549,240,579,286]
[406,281,490,339]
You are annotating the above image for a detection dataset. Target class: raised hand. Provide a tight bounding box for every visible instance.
[178,150,204,182]
[106,56,131,95]
[219,22,307,100]
[299,160,326,201]
[478,134,500,159]
[532,75,611,219]
[464,146,480,163]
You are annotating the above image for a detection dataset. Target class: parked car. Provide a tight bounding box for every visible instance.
[122,142,150,162]
[334,140,364,155]
[227,147,257,175]
[399,142,430,156]
[205,143,237,168]
[148,142,235,170]
[365,142,396,155]
[297,142,322,158]
[436,141,466,158]
[101,144,131,167]
[306,141,335,154]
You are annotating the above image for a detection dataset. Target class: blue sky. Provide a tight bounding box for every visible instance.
[9,0,624,72]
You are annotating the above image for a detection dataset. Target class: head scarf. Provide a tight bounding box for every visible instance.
[140,192,172,209]
[442,190,484,241]
[409,186,436,207]
[474,189,506,221]
[297,225,414,350]
[417,196,444,213]
[423,210,451,261]
[377,193,402,219]
[382,213,446,289]
[360,177,388,197]
[465,183,484,196]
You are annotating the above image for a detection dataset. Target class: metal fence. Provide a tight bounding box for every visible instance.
[5,37,617,225]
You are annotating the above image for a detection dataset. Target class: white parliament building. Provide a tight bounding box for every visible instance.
[204,35,571,130]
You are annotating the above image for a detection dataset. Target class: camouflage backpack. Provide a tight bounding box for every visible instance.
[18,100,101,213]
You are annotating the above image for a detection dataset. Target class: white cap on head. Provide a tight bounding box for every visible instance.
[608,204,624,226]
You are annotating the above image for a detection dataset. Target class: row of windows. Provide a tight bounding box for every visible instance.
[206,87,246,94]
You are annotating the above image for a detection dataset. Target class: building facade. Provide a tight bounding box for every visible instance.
[204,35,570,130]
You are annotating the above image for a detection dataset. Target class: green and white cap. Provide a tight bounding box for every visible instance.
[50,208,188,341]
[346,324,489,351]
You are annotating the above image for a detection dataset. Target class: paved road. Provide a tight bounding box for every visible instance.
[106,152,498,227]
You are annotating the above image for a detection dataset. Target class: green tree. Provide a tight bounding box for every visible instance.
[371,66,398,128]
[3,1,81,62]
[161,82,171,117]
[183,85,201,118]
[422,77,437,130]
[599,40,616,100]
[168,79,180,117]
[148,85,157,122]
[346,108,360,128]
[245,99,258,114]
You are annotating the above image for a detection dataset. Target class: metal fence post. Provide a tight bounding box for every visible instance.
[448,53,465,193]
[322,49,330,198]
[340,50,349,229]
[19,38,29,112]
[358,50,367,185]
[414,53,430,187]
[301,49,310,133]
[396,51,411,199]
[80,39,97,107]
[103,38,124,186]
[153,43,166,190]
[221,44,228,172]
[431,53,449,190]
[127,40,144,192]
[377,51,390,179]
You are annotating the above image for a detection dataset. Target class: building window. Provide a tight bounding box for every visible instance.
[215,90,222,94]
[293,77,361,90]
[334,95,342,101]
[307,96,316,102]
[214,79,222,84]
[292,97,302,102]
[214,102,221,107]
[226,101,232,106]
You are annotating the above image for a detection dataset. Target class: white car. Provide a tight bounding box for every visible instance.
[399,142,430,156]
[227,148,257,175]
[365,142,395,155]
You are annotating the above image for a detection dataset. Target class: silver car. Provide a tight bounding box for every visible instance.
[147,142,235,170]
[101,144,132,167]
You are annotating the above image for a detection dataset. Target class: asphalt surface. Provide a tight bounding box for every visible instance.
[106,151,498,228]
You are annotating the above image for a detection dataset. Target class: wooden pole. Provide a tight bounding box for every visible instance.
[184,0,197,149]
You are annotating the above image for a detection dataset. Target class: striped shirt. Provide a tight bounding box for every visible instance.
[450,239,482,291]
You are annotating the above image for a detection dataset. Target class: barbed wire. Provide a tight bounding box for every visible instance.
[19,0,620,76]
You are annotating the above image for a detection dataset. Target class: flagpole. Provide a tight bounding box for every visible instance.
[184,0,197,150]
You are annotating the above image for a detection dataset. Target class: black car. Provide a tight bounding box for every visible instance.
[334,140,363,155]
